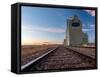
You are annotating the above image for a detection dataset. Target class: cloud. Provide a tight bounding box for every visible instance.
[82,24,95,29]
[55,11,64,18]
[82,24,86,27]
[90,24,95,28]
[22,24,65,33]
[82,29,95,32]
[84,10,95,16]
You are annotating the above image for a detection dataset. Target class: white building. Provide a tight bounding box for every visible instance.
[64,15,88,46]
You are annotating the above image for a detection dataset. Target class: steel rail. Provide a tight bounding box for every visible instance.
[21,46,59,70]
[65,47,95,60]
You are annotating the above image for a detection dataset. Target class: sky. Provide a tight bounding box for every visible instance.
[21,6,95,45]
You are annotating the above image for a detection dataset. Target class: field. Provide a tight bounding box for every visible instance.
[21,44,59,65]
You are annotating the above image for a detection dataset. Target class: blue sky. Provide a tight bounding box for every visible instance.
[21,6,95,45]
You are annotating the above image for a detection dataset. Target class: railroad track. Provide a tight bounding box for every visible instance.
[21,46,96,72]
[66,46,95,59]
[21,46,60,70]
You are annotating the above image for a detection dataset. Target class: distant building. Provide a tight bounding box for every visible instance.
[64,15,88,46]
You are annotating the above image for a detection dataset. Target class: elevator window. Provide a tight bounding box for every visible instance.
[72,23,80,27]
